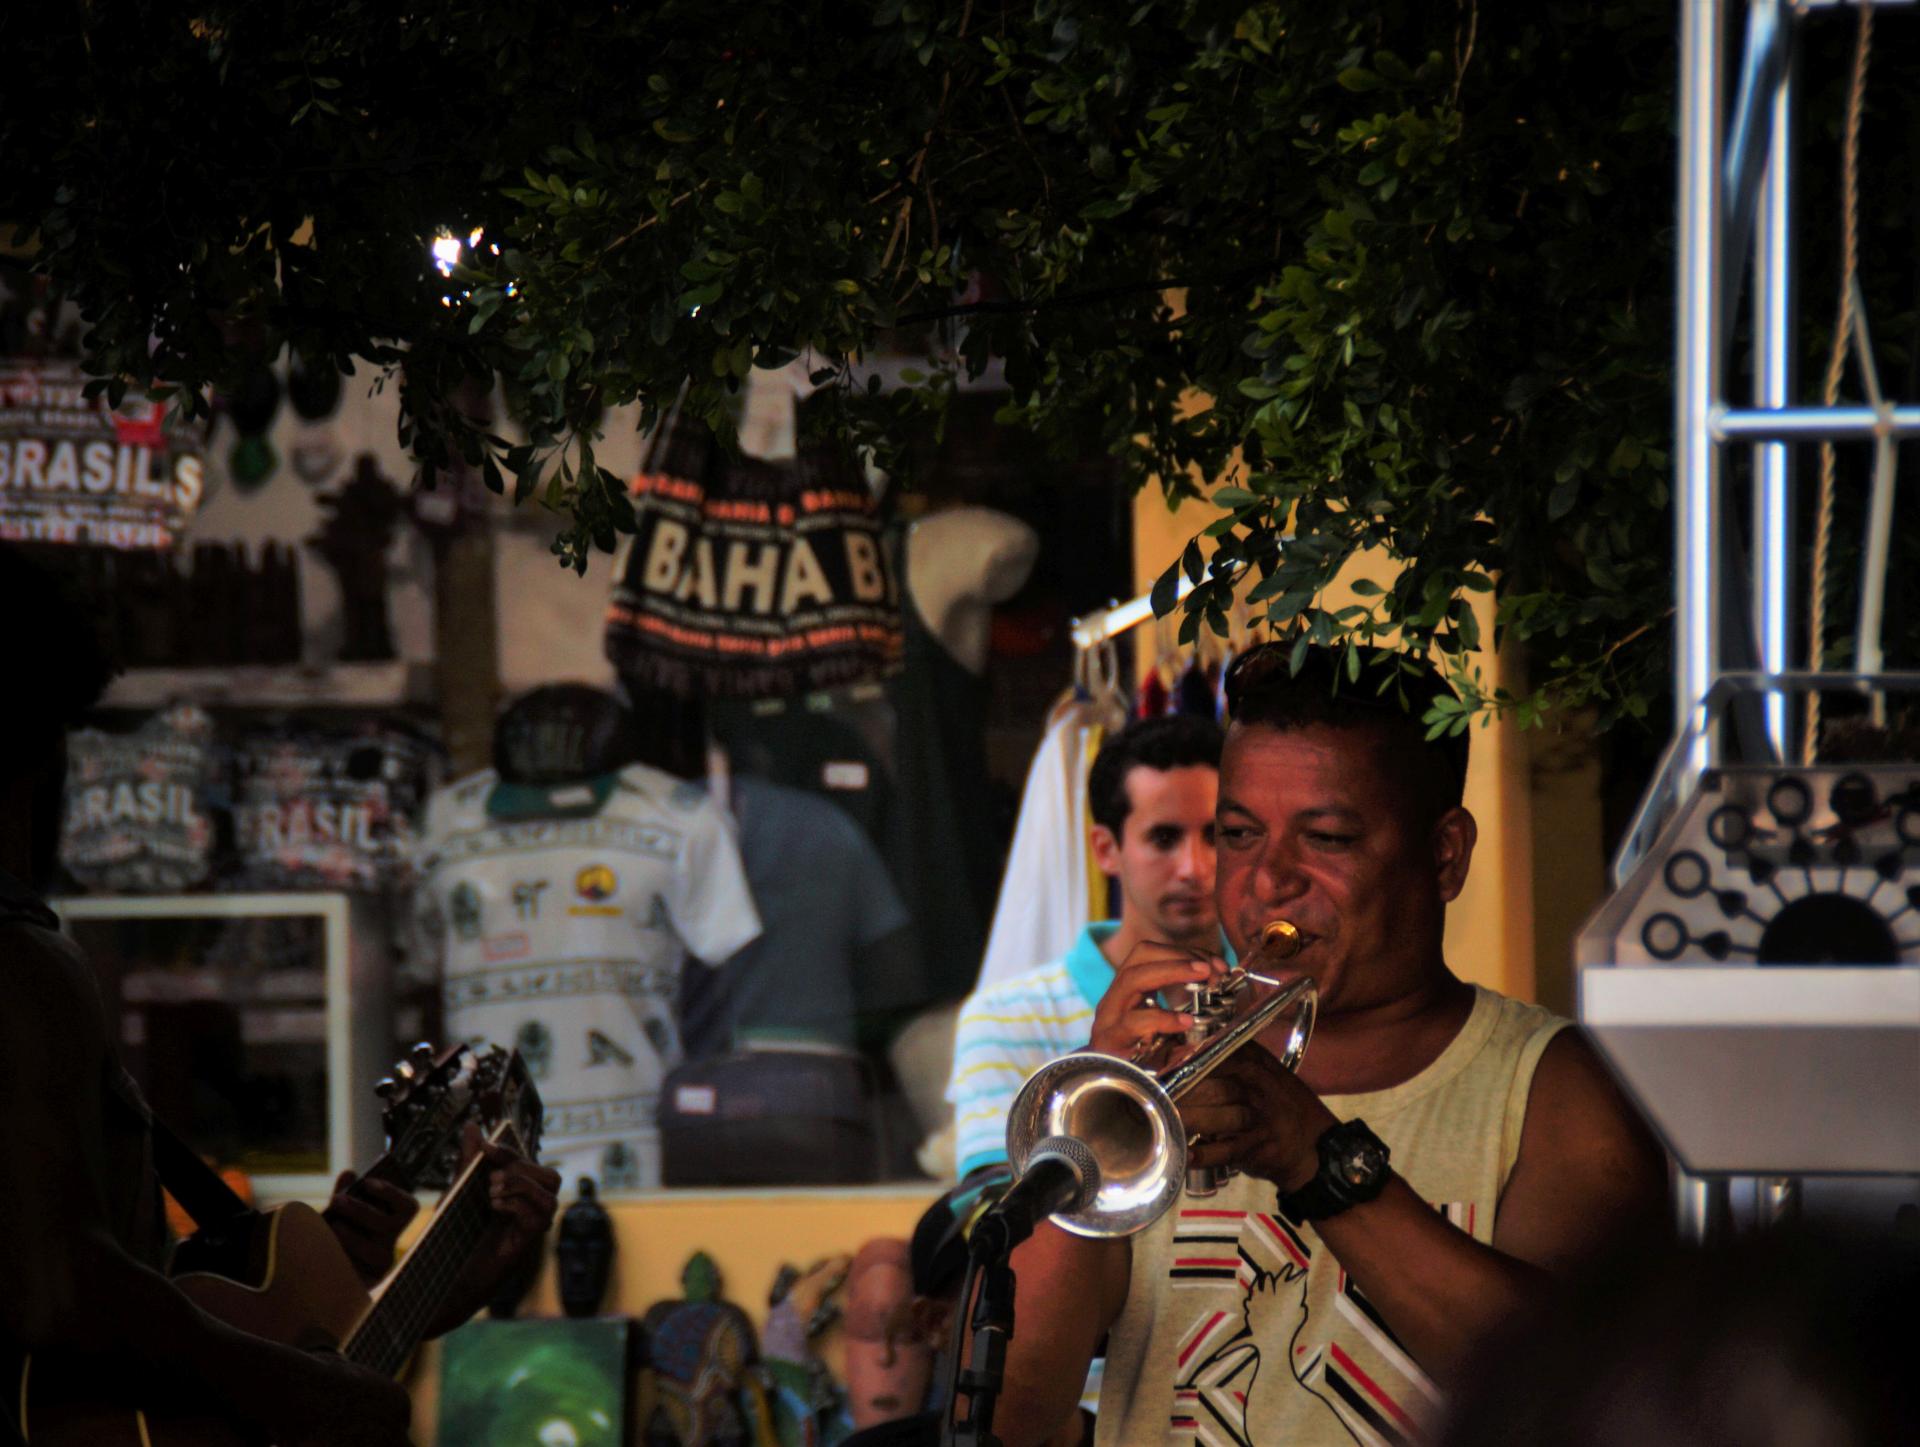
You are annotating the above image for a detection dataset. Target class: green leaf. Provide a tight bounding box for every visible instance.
[1150,562,1180,618]
[1337,67,1383,92]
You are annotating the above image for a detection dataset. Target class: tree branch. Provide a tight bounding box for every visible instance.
[894,264,1269,326]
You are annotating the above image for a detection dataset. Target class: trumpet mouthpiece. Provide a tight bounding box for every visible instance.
[1259,920,1303,958]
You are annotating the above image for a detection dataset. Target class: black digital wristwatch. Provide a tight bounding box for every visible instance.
[1276,1119,1391,1222]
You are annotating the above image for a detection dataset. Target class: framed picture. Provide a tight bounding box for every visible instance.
[438,1317,635,1446]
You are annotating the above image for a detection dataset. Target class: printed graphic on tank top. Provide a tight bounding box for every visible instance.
[1095,989,1569,1447]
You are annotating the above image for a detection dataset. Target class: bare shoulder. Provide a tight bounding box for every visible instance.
[1490,1027,1669,1272]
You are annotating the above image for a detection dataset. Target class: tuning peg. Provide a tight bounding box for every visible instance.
[410,1042,436,1068]
[375,1076,400,1099]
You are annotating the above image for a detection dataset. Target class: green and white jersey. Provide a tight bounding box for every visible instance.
[414,764,761,1191]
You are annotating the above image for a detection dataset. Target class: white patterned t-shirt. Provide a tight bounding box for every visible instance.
[414,765,760,1191]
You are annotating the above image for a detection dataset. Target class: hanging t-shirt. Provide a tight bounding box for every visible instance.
[975,704,1107,992]
[413,763,761,1191]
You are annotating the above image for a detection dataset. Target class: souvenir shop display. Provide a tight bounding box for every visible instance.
[758,1255,855,1447]
[60,703,220,893]
[604,403,902,701]
[641,1253,763,1447]
[558,1176,617,1319]
[841,1238,927,1434]
[233,724,436,893]
[0,357,206,552]
[412,685,761,1191]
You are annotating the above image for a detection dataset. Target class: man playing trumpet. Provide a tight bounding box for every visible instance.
[994,644,1667,1447]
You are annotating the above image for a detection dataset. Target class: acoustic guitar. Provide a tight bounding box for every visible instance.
[18,1044,543,1445]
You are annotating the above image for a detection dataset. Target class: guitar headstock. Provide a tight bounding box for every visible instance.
[377,1042,543,1189]
[470,1043,544,1166]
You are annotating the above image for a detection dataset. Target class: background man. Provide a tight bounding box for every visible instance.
[946,714,1225,1180]
[991,644,1668,1447]
[0,549,558,1447]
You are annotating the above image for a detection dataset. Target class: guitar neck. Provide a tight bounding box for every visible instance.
[343,1126,512,1376]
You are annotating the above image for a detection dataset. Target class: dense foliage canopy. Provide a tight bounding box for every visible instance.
[5,2,1915,728]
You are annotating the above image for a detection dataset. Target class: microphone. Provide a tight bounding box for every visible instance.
[969,1136,1102,1262]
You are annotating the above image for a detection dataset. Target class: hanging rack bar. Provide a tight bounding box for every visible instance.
[1070,577,1195,652]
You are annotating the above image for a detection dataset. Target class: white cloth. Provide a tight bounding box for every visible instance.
[976,705,1102,991]
[413,764,761,1191]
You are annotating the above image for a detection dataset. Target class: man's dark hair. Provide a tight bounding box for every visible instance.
[1223,642,1468,819]
[1088,714,1225,838]
[0,548,114,778]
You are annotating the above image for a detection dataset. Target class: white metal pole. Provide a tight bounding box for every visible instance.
[1753,29,1793,758]
[1677,0,1726,765]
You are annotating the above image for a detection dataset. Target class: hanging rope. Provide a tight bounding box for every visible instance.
[1802,3,1874,764]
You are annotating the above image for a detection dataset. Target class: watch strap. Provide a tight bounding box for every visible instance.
[1276,1170,1350,1223]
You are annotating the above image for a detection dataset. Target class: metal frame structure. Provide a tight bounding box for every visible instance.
[1675,0,1916,772]
[1668,0,1917,1240]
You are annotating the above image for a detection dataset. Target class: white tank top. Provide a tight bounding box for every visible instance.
[1096,986,1569,1447]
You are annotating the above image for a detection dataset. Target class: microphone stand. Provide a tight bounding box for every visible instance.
[943,1247,1016,1447]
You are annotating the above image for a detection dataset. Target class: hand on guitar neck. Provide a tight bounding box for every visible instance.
[323,1165,423,1287]
[421,1122,561,1337]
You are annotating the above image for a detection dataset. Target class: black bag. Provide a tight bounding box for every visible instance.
[656,1048,887,1186]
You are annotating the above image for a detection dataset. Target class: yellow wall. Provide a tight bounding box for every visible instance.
[407,1189,935,1442]
[1131,486,1539,1002]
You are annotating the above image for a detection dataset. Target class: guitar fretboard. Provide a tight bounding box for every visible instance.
[344,1143,501,1376]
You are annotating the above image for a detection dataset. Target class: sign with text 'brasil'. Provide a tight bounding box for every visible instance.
[0,359,205,550]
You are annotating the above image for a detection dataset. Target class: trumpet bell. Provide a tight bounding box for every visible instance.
[1006,1052,1188,1238]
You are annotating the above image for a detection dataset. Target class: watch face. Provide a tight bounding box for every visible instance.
[1340,1141,1387,1186]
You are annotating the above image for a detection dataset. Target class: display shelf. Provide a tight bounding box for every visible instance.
[55,891,393,1202]
[102,660,434,710]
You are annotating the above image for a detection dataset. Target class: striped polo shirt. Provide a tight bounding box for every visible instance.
[947,921,1120,1178]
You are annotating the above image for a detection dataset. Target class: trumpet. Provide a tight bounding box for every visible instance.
[1003,921,1318,1238]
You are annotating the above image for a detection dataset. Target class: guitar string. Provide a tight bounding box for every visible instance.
[351,1184,493,1374]
[361,1185,496,1374]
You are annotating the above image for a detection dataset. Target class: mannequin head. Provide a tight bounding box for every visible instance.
[494,684,640,785]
